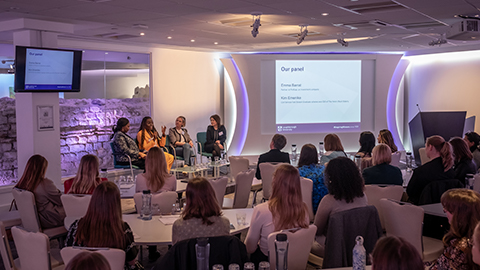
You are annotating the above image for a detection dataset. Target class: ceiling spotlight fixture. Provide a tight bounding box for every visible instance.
[337,38,348,47]
[190,39,195,42]
[167,36,172,39]
[428,33,447,46]
[297,24,309,45]
[251,12,262,38]
[321,13,329,16]
[140,32,145,36]
[214,42,218,45]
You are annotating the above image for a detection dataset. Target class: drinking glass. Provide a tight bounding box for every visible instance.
[212,264,224,270]
[236,212,246,226]
[244,262,255,270]
[259,261,270,270]
[228,264,239,270]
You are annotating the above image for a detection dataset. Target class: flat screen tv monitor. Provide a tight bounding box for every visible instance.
[14,46,82,92]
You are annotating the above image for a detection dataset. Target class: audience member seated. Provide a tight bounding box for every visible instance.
[15,154,65,229]
[255,134,290,179]
[377,129,398,153]
[362,144,403,185]
[137,116,174,170]
[172,177,230,245]
[298,144,328,214]
[168,116,195,166]
[406,135,455,205]
[464,132,480,171]
[371,236,424,270]
[450,137,476,185]
[135,147,176,193]
[66,182,140,269]
[312,157,367,257]
[65,252,111,270]
[111,117,145,169]
[205,114,227,158]
[319,133,347,165]
[245,164,309,266]
[356,131,376,158]
[425,189,480,270]
[472,222,480,267]
[64,154,107,194]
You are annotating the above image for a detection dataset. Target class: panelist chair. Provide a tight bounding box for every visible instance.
[196,132,227,162]
[110,142,138,179]
[12,188,67,246]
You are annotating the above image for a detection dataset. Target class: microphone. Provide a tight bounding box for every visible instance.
[416,104,421,113]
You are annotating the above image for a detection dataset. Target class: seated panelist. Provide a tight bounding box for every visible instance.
[137,116,174,171]
[169,116,195,166]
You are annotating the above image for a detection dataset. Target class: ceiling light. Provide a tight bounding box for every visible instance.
[251,12,262,38]
[376,28,380,31]
[140,33,145,36]
[297,24,309,45]
[214,42,218,45]
[190,39,195,42]
[337,38,348,47]
[167,36,172,39]
[322,13,329,16]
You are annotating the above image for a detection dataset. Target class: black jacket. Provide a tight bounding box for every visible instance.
[255,149,290,179]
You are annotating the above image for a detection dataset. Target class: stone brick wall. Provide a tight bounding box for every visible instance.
[0,97,150,185]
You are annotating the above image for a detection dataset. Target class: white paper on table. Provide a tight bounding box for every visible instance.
[159,215,180,225]
[120,184,134,189]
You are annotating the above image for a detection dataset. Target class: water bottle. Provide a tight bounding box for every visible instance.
[100,168,108,180]
[352,236,366,270]
[354,155,362,169]
[275,233,288,270]
[291,144,297,162]
[406,152,413,172]
[195,238,210,270]
[466,174,475,189]
[318,142,324,157]
[228,264,240,270]
[141,190,152,220]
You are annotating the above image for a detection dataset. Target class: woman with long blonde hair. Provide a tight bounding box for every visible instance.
[66,181,140,268]
[245,164,309,265]
[15,154,65,229]
[135,147,176,193]
[64,154,106,194]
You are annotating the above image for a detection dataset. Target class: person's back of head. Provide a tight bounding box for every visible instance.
[325,157,364,203]
[465,132,480,149]
[450,137,473,163]
[426,135,454,171]
[441,189,480,241]
[298,144,318,167]
[269,164,308,231]
[144,147,169,192]
[15,154,48,192]
[372,236,423,270]
[271,134,287,150]
[65,251,111,270]
[358,131,375,155]
[372,143,392,166]
[378,129,397,153]
[324,133,344,152]
[182,177,221,225]
[70,154,100,194]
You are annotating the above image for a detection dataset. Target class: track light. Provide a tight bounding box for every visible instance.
[428,34,447,46]
[337,38,348,47]
[297,25,308,45]
[251,12,262,38]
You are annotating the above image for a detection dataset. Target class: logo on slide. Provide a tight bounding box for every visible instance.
[277,126,282,131]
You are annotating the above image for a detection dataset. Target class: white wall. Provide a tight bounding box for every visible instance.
[405,50,480,138]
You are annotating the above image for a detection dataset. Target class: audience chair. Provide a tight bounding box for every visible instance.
[133,191,177,214]
[229,156,249,182]
[390,151,401,167]
[61,194,91,229]
[267,225,316,270]
[300,177,314,222]
[473,173,480,193]
[109,142,139,177]
[418,147,431,165]
[322,205,382,269]
[0,221,18,270]
[12,188,67,245]
[154,235,248,269]
[208,177,228,208]
[61,246,125,270]
[417,179,464,205]
[11,226,64,270]
[380,198,443,262]
[223,169,255,209]
[259,163,283,202]
[0,210,21,230]
[364,185,404,230]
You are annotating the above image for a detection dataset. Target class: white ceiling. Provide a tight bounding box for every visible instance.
[0,0,480,53]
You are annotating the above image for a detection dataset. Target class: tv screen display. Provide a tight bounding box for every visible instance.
[15,46,82,92]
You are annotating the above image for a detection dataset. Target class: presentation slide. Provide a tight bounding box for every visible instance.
[275,60,361,133]
[24,48,74,90]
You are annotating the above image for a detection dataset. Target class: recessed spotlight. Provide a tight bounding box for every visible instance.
[376,28,380,31]
[351,0,358,1]
[321,13,329,16]
[476,15,480,17]
[167,36,172,39]
[472,36,477,39]
[140,32,145,36]
[190,39,195,42]
[214,42,218,45]
[105,52,108,54]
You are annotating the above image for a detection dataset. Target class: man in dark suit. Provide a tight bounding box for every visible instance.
[255,134,290,179]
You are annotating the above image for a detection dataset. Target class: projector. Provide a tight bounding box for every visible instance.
[447,19,480,40]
